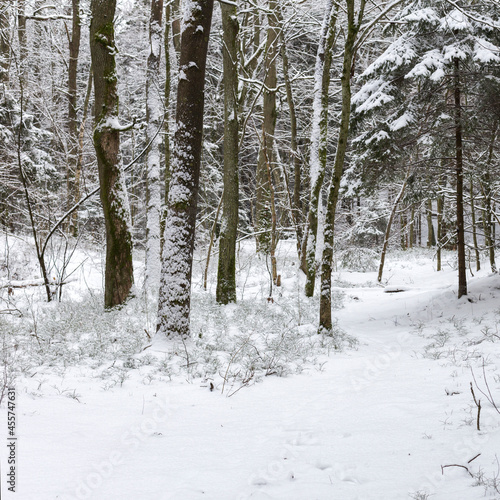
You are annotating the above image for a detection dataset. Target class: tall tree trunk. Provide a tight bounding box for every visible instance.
[90,0,134,308]
[67,0,81,236]
[454,58,467,298]
[481,121,498,273]
[255,0,278,254]
[437,183,444,271]
[303,0,338,296]
[319,0,365,333]
[160,0,171,254]
[469,177,480,272]
[145,0,164,292]
[378,173,410,283]
[171,0,181,57]
[157,0,214,338]
[278,5,302,258]
[0,1,9,83]
[216,0,239,304]
[17,0,27,76]
[409,205,415,248]
[426,198,435,246]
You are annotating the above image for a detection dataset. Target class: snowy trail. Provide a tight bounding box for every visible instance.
[5,262,500,499]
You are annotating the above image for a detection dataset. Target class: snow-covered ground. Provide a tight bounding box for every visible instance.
[1,239,500,499]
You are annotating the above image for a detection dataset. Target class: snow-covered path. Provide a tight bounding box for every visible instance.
[4,258,500,499]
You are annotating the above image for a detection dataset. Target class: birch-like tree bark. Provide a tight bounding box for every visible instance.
[90,0,134,308]
[157,0,214,338]
[145,0,164,292]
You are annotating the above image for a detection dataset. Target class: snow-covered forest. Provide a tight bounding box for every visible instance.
[1,0,500,498]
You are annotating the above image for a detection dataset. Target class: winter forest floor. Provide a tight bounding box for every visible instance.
[1,237,500,499]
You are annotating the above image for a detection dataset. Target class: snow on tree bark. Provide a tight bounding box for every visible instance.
[255,0,279,255]
[145,0,164,293]
[90,0,134,308]
[157,0,214,338]
[216,1,239,305]
[0,1,9,83]
[319,0,365,333]
[67,0,81,237]
[303,0,338,297]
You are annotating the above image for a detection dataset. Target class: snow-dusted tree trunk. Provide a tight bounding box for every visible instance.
[216,0,239,305]
[454,58,467,299]
[277,5,303,262]
[0,1,9,83]
[303,0,338,297]
[67,0,81,236]
[255,0,278,254]
[90,0,134,308]
[319,0,365,333]
[160,0,172,253]
[377,171,410,283]
[157,0,214,338]
[145,0,164,292]
[17,0,27,75]
[481,124,497,274]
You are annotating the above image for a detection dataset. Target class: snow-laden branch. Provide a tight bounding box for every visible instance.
[216,0,237,6]
[26,15,72,21]
[442,0,500,30]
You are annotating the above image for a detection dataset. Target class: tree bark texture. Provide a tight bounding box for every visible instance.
[304,0,337,297]
[160,0,172,254]
[90,0,134,308]
[377,173,410,283]
[67,0,81,236]
[0,1,9,82]
[216,1,239,304]
[145,0,164,292]
[255,0,278,254]
[319,0,365,333]
[157,0,214,338]
[454,58,467,298]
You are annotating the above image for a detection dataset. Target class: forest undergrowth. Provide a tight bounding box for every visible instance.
[0,236,357,401]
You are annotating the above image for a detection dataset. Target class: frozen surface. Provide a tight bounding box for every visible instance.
[1,241,500,500]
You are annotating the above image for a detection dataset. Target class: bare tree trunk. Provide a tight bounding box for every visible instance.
[90,0,134,308]
[0,1,9,83]
[255,0,278,253]
[70,67,93,236]
[454,58,467,298]
[319,0,365,333]
[145,0,164,292]
[216,0,239,304]
[171,0,181,57]
[481,121,498,273]
[67,0,81,236]
[304,0,338,297]
[17,0,27,79]
[378,173,410,283]
[278,5,302,258]
[469,177,480,272]
[409,205,415,248]
[160,0,171,254]
[157,0,214,338]
[426,198,435,247]
[437,183,444,271]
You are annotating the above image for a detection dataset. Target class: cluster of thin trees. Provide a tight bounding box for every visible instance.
[0,0,499,336]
